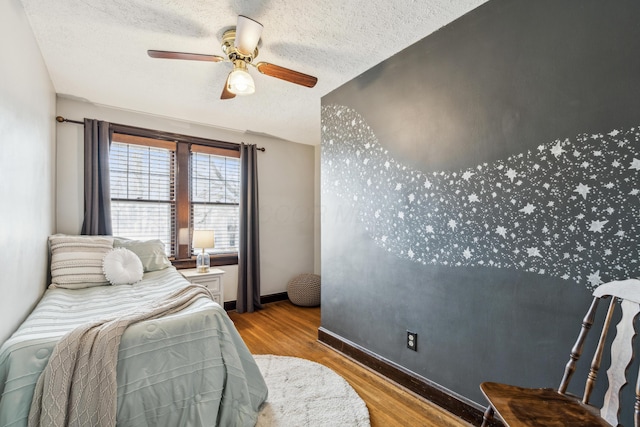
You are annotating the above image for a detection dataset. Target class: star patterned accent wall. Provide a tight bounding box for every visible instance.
[322,104,640,291]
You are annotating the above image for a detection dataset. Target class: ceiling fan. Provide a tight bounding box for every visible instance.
[148,15,318,99]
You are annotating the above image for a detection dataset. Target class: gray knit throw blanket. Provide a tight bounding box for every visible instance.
[28,284,214,427]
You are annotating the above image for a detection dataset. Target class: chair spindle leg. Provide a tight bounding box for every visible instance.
[481,406,494,427]
[583,297,616,404]
[559,297,600,394]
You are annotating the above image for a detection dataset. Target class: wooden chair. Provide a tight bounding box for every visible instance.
[480,279,640,427]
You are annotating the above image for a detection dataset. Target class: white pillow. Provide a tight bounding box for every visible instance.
[102,248,144,285]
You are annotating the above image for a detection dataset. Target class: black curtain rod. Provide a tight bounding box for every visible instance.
[55,116,266,152]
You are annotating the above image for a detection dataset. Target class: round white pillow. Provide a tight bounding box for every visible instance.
[102,247,144,285]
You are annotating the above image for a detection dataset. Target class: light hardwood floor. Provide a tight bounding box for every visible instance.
[228,300,472,427]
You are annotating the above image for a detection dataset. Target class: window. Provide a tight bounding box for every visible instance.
[110,138,176,255]
[191,148,240,254]
[109,129,240,265]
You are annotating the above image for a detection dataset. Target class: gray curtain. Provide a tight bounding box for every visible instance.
[81,119,113,235]
[237,143,261,313]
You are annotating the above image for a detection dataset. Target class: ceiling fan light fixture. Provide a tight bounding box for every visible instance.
[227,68,255,95]
[148,14,317,100]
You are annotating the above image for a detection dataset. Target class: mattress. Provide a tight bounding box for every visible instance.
[0,267,267,427]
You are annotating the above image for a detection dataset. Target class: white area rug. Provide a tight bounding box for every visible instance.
[254,355,371,427]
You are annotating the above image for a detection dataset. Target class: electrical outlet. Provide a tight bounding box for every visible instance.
[407,331,418,351]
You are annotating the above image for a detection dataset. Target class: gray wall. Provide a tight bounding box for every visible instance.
[321,0,640,418]
[0,0,56,343]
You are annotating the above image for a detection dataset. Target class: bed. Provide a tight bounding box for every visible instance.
[0,235,268,427]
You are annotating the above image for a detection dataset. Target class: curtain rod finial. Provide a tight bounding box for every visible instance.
[56,116,65,123]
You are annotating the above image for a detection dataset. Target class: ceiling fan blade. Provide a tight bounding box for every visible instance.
[255,62,318,88]
[221,73,236,100]
[235,15,263,55]
[148,50,225,62]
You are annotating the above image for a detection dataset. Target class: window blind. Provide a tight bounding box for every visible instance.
[110,138,176,256]
[191,152,240,254]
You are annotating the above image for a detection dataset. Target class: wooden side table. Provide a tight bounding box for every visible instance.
[180,268,225,305]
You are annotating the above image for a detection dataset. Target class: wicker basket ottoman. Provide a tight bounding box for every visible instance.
[287,273,321,307]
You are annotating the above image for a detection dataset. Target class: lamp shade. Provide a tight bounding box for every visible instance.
[235,15,263,55]
[192,230,215,249]
[227,68,255,95]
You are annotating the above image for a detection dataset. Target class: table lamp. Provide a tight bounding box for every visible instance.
[192,230,215,273]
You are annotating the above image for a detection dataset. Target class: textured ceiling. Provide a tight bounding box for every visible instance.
[21,0,486,145]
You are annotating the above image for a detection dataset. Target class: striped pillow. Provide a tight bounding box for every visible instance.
[49,234,114,289]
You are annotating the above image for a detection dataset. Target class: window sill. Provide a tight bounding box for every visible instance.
[172,253,238,269]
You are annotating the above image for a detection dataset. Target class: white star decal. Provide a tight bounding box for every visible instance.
[526,247,542,257]
[589,220,608,233]
[462,171,475,181]
[463,248,472,259]
[426,225,434,234]
[496,226,507,238]
[630,158,640,171]
[550,142,566,158]
[448,219,457,231]
[519,203,536,215]
[505,168,517,182]
[574,183,591,199]
[587,271,603,287]
[468,194,479,203]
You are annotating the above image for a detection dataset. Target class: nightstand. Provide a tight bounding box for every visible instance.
[180,268,225,305]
